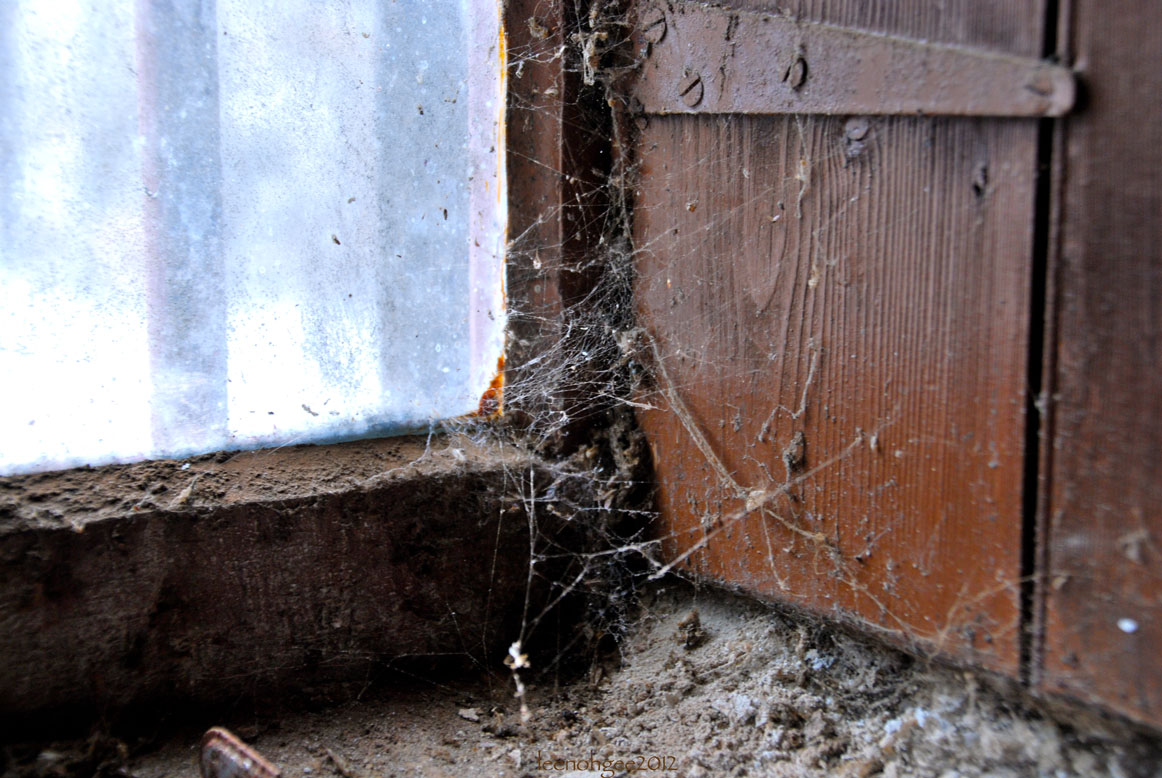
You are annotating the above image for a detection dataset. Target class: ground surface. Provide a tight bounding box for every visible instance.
[17,583,1162,778]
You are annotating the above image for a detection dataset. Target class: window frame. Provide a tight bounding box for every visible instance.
[0,0,608,728]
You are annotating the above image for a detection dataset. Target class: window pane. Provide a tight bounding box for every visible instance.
[0,0,505,475]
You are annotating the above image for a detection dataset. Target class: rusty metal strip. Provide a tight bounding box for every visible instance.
[201,728,282,778]
[631,2,1075,117]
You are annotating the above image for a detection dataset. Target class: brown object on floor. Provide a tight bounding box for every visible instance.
[201,727,281,778]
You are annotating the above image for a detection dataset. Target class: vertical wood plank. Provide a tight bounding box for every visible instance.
[632,1,1043,672]
[505,0,568,420]
[1039,0,1162,727]
[505,0,616,451]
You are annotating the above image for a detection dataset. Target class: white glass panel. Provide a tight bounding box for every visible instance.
[0,0,505,475]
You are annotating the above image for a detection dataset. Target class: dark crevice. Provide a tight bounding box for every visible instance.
[1019,0,1062,688]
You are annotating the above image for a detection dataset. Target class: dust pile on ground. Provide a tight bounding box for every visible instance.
[76,585,1162,777]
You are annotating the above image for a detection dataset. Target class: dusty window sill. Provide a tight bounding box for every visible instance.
[0,436,529,533]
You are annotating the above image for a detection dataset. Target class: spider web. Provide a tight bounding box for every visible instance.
[383,0,1038,713]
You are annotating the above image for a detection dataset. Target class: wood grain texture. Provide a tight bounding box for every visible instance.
[631,1,1044,672]
[1038,0,1162,727]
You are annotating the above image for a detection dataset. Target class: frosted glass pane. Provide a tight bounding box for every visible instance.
[0,0,506,475]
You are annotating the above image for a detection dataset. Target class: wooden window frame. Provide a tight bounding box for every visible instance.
[0,0,604,733]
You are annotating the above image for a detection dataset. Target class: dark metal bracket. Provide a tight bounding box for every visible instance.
[631,2,1075,117]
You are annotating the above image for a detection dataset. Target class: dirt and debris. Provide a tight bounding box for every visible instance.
[8,582,1147,778]
[1,733,131,778]
[674,610,707,651]
[780,431,806,479]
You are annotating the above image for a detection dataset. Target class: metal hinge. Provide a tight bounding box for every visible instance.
[631,2,1075,117]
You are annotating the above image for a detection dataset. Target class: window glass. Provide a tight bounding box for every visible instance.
[0,0,505,474]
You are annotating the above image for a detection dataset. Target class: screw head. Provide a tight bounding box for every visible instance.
[844,117,869,141]
[630,96,649,131]
[784,55,808,90]
[678,71,703,108]
[641,5,667,45]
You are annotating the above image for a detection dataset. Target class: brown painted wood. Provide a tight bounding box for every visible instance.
[631,0,1045,672]
[1038,0,1162,727]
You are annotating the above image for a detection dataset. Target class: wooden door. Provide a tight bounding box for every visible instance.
[1036,0,1162,728]
[628,0,1050,677]
[626,0,1162,730]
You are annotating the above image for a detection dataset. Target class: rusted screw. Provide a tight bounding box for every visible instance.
[630,96,649,131]
[784,54,808,90]
[844,117,869,141]
[641,5,667,44]
[1024,68,1054,97]
[678,71,703,108]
